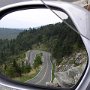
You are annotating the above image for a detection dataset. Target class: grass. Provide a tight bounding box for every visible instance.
[12,67,40,83]
[52,63,55,82]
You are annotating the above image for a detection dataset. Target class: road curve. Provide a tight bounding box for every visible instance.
[26,50,52,86]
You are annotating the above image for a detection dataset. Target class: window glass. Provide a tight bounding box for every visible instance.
[0,9,87,88]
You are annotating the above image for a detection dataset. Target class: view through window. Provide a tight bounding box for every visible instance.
[0,9,87,88]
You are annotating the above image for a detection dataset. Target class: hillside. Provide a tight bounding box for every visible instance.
[0,28,23,40]
[0,18,87,87]
[0,18,85,65]
[15,18,84,64]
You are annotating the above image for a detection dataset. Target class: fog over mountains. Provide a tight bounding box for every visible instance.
[0,28,23,40]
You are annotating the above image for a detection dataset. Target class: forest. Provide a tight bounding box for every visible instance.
[0,18,85,78]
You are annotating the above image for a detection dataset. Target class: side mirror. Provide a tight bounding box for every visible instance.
[0,1,89,90]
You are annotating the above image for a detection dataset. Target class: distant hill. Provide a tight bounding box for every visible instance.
[0,28,23,40]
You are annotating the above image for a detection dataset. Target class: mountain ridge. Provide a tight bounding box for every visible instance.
[0,28,23,40]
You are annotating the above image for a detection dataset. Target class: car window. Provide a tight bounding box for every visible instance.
[0,8,88,89]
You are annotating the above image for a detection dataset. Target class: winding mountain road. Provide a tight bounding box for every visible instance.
[26,50,52,86]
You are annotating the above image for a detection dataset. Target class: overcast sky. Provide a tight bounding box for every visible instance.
[0,9,68,29]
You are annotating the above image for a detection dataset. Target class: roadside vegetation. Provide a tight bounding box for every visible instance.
[13,53,43,82]
[0,52,31,78]
[33,54,42,69]
[52,63,55,82]
[13,67,40,82]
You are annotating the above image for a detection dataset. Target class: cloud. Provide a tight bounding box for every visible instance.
[0,9,68,28]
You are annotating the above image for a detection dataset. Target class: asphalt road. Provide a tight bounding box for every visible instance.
[26,50,52,86]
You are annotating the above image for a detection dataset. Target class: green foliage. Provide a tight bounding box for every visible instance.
[5,65,16,78]
[33,55,42,69]
[52,63,55,82]
[3,60,31,78]
[4,60,21,78]
[21,61,31,73]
